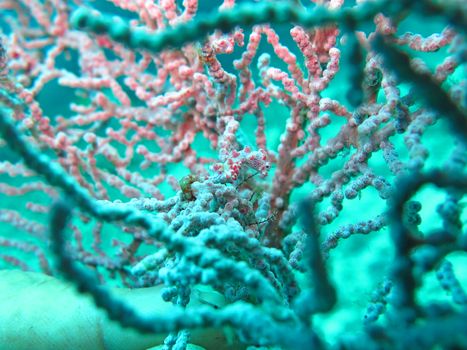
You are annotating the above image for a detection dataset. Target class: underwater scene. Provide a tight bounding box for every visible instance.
[0,0,466,349]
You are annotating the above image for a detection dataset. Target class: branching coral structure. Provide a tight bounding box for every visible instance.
[0,0,466,349]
